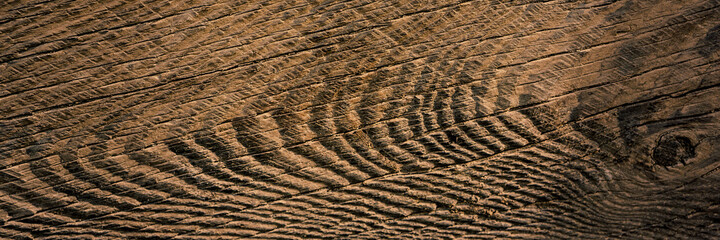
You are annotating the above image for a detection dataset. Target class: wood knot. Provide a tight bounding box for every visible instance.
[652,135,696,166]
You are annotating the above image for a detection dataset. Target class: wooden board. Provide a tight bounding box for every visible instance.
[1,0,719,239]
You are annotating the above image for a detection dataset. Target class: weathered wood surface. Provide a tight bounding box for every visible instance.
[1,0,720,239]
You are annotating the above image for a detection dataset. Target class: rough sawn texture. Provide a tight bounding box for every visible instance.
[1,0,720,239]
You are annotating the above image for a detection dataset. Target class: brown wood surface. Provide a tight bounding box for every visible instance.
[1,0,720,239]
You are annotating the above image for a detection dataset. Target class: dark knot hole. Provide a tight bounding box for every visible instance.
[652,135,696,167]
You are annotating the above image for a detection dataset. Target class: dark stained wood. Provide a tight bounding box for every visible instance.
[1,0,720,239]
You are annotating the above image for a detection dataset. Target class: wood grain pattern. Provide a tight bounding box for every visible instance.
[1,0,720,239]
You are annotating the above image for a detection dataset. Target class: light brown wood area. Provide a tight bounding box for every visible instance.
[1,0,720,239]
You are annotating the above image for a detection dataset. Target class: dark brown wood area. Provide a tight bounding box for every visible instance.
[1,0,720,239]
